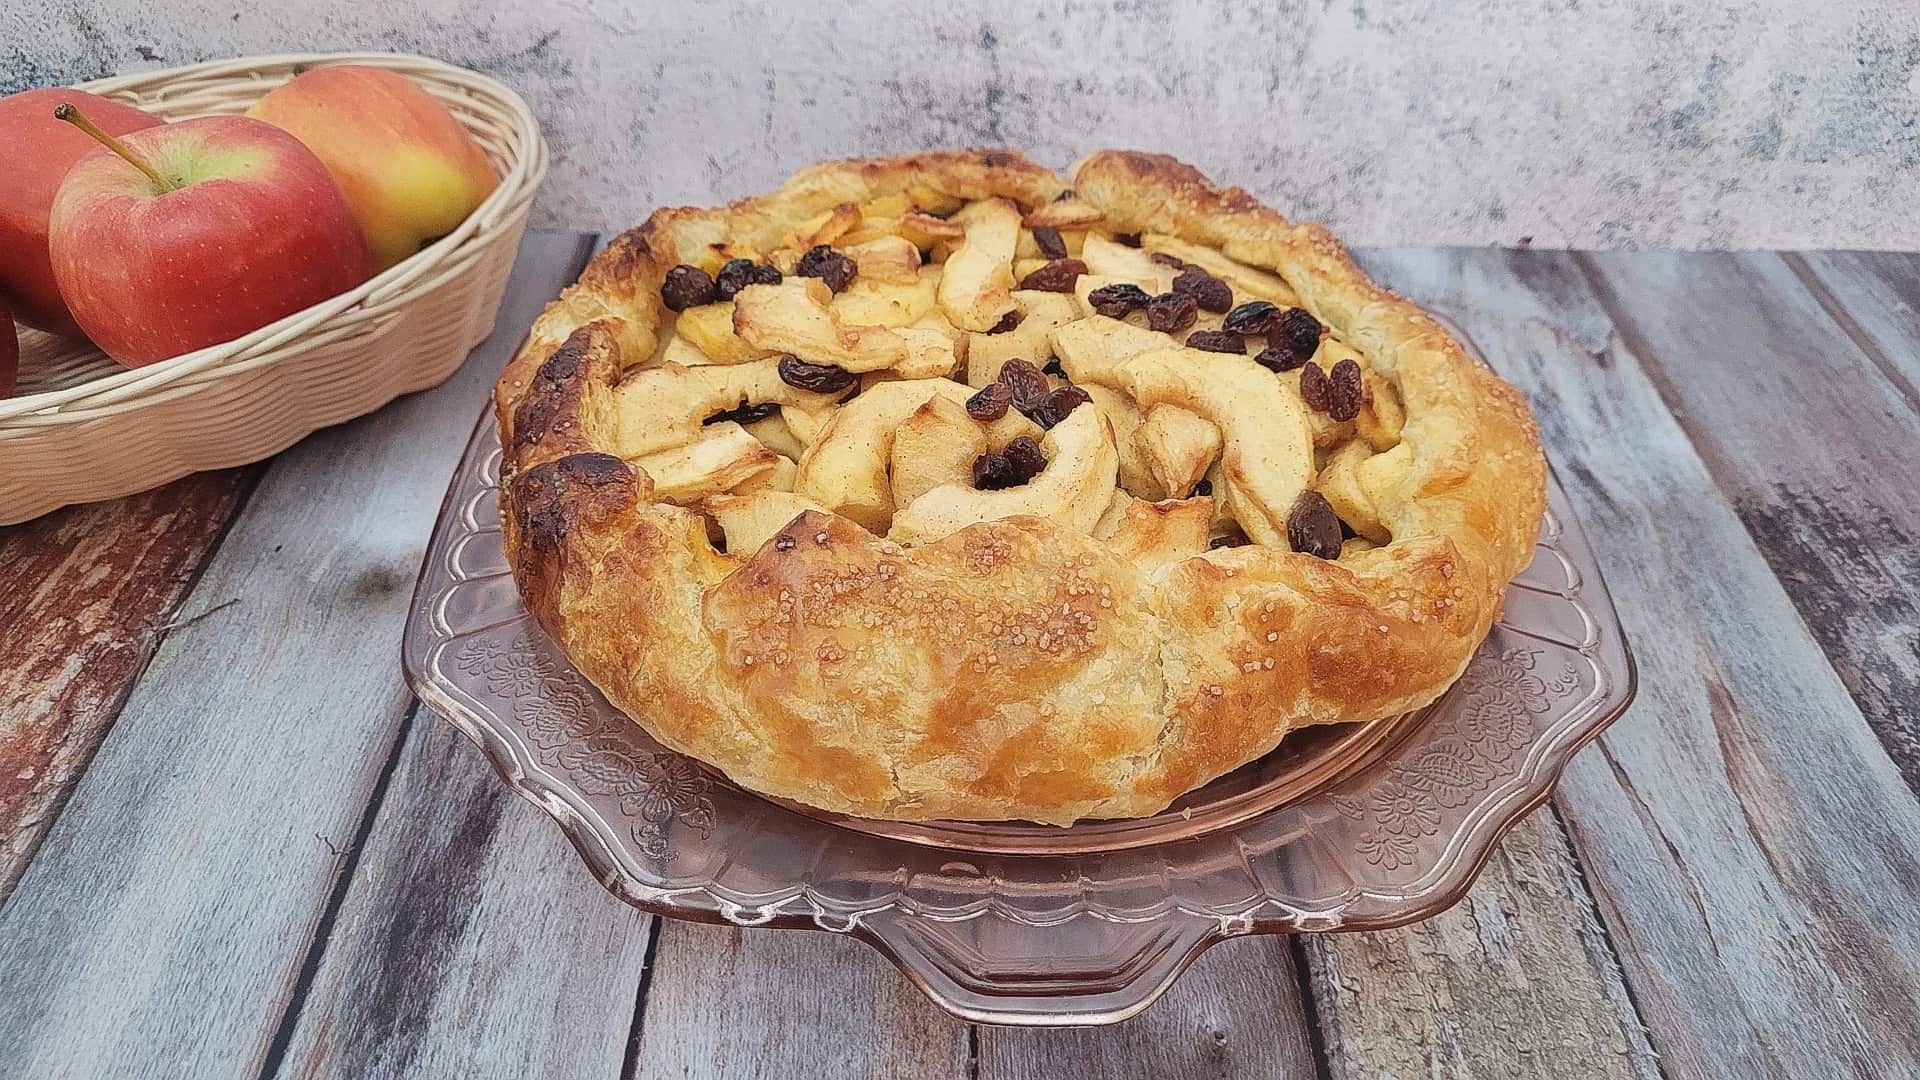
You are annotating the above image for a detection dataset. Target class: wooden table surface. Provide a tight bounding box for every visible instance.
[1,232,1916,1080]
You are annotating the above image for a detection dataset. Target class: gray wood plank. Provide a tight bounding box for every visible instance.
[269,716,654,1080]
[265,228,659,1080]
[628,922,971,1080]
[977,937,1319,1080]
[1302,810,1658,1080]
[1358,247,1920,1079]
[1787,250,1920,407]
[0,465,260,897]
[0,231,595,1080]
[1577,250,1920,793]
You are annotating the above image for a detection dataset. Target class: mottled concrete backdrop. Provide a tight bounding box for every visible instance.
[6,0,1918,248]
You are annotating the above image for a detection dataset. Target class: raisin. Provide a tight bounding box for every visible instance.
[986,309,1025,334]
[1327,358,1364,421]
[973,452,1018,490]
[997,357,1052,408]
[1272,307,1324,359]
[1254,345,1309,373]
[1032,226,1068,259]
[1027,384,1091,429]
[714,258,756,298]
[704,400,780,425]
[1146,291,1199,333]
[716,258,781,300]
[796,245,858,292]
[1223,300,1281,336]
[1185,329,1246,354]
[1001,436,1049,481]
[1171,266,1233,313]
[1151,251,1187,268]
[966,381,1012,422]
[1114,232,1142,247]
[1196,281,1235,314]
[1087,282,1151,318]
[1019,257,1087,292]
[1299,362,1331,413]
[1190,478,1213,497]
[1287,491,1344,559]
[777,354,857,394]
[661,264,716,310]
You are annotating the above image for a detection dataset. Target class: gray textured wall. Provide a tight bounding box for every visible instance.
[7,0,1918,249]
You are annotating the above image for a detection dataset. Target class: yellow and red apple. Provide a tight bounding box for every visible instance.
[49,109,372,367]
[0,88,163,337]
[248,66,499,272]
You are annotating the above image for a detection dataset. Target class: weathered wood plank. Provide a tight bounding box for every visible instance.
[1786,250,1920,407]
[977,937,1320,1079]
[0,232,594,1080]
[265,228,654,1080]
[1577,250,1920,793]
[1302,811,1658,1080]
[1362,247,1920,1079]
[0,465,260,895]
[271,715,654,1080]
[628,922,971,1079]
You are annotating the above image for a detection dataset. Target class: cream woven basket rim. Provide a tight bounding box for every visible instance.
[0,52,548,426]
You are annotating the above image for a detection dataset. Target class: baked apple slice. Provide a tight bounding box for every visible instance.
[888,405,1119,545]
[964,290,1081,387]
[935,198,1021,331]
[1117,347,1314,548]
[733,279,908,371]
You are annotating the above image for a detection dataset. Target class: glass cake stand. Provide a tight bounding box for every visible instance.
[403,399,1634,1027]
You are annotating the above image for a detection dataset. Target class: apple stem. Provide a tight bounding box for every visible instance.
[54,103,178,193]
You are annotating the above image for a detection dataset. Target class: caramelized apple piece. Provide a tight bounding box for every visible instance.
[890,396,988,508]
[888,406,1119,544]
[733,278,908,372]
[964,290,1080,387]
[634,422,779,505]
[936,198,1021,331]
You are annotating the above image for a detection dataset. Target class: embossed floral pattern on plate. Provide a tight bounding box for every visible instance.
[403,405,1635,1026]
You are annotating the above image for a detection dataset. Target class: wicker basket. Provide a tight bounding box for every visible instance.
[0,52,548,524]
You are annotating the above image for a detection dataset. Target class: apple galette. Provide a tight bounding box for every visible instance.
[493,150,1547,825]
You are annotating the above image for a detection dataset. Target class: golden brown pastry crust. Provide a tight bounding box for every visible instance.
[494,149,1547,825]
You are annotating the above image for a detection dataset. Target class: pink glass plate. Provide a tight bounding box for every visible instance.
[402,403,1634,1028]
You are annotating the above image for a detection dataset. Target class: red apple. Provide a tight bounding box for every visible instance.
[0,88,163,337]
[1,296,17,398]
[49,108,372,367]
